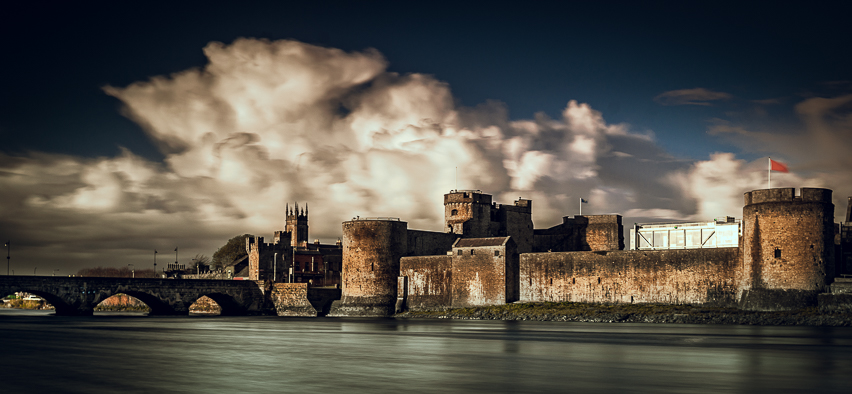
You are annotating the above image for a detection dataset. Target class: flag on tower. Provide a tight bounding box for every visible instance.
[768,157,790,189]
[581,198,588,203]
[770,159,789,173]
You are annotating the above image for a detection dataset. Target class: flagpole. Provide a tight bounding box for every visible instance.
[768,157,771,189]
[579,197,582,216]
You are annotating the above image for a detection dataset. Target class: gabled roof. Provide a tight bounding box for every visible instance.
[233,264,250,278]
[453,237,510,248]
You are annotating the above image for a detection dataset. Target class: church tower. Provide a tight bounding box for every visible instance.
[286,203,309,247]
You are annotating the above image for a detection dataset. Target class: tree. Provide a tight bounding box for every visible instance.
[192,254,211,273]
[211,234,253,270]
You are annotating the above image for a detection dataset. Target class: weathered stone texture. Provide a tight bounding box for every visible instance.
[406,230,459,256]
[520,248,740,306]
[494,204,533,254]
[270,283,316,316]
[0,276,269,316]
[739,188,834,310]
[445,191,493,236]
[583,215,624,251]
[400,255,452,310]
[533,214,623,252]
[328,219,408,316]
[247,236,292,282]
[451,237,519,307]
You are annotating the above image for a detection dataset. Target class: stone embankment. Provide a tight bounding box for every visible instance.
[397,302,852,326]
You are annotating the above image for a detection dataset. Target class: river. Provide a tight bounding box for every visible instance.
[1,308,851,393]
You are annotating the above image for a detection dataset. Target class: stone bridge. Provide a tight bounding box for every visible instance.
[0,276,269,316]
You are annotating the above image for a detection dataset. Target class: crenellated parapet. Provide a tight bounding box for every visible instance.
[743,187,833,205]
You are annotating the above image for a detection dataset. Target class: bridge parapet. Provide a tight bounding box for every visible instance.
[0,276,270,316]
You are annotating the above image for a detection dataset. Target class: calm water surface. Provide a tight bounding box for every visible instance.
[1,309,851,393]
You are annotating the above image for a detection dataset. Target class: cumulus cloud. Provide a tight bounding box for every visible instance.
[654,88,732,106]
[0,38,849,272]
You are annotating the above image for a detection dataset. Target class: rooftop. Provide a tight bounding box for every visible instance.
[454,237,510,247]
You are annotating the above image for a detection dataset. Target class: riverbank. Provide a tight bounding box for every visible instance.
[1,299,53,310]
[397,302,852,326]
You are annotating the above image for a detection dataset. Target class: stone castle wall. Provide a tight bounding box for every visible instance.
[445,191,492,236]
[344,187,840,316]
[582,215,624,251]
[520,248,741,306]
[451,239,518,307]
[246,236,291,282]
[533,215,623,252]
[329,219,408,316]
[270,283,317,316]
[406,230,459,256]
[399,255,452,310]
[739,188,834,310]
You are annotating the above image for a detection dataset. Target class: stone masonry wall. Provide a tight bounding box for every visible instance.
[739,188,834,310]
[329,219,408,316]
[583,215,624,251]
[445,191,492,236]
[452,242,517,308]
[406,230,459,257]
[270,283,317,316]
[399,255,452,310]
[520,248,740,306]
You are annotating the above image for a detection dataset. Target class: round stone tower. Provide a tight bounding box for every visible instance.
[328,218,408,317]
[739,187,835,310]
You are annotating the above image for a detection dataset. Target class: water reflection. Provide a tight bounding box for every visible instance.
[1,309,850,393]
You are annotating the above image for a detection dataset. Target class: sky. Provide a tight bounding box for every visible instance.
[1,1,851,274]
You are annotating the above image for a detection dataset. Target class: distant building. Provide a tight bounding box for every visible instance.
[630,217,741,250]
[246,203,342,286]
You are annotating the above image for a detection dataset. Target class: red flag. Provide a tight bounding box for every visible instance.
[770,159,789,173]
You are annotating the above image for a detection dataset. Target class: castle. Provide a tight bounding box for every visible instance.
[245,203,342,286]
[325,187,852,317]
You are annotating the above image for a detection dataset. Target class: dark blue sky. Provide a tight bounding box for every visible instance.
[3,1,850,161]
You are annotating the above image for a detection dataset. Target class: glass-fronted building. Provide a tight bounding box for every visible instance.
[630,217,740,250]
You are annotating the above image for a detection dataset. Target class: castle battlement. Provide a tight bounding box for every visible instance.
[444,190,491,204]
[744,187,833,205]
[333,186,849,317]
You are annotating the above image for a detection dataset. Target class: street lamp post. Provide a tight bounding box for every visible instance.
[154,250,157,273]
[5,241,10,276]
[273,252,277,283]
[128,264,134,278]
[33,267,37,275]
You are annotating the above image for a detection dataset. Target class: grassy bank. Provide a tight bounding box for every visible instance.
[397,301,852,326]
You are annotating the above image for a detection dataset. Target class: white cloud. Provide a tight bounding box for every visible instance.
[0,38,849,273]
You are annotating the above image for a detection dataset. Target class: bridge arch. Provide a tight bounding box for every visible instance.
[22,290,72,314]
[1,286,79,315]
[1,277,269,316]
[189,293,246,316]
[94,291,181,315]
